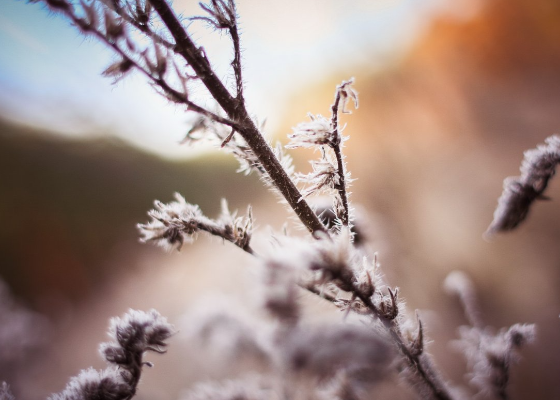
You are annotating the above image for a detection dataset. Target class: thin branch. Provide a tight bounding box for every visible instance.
[224,0,245,101]
[40,3,453,399]
[332,269,453,400]
[486,135,560,236]
[148,0,327,235]
[192,0,244,101]
[329,81,353,226]
[62,7,243,132]
[101,0,176,50]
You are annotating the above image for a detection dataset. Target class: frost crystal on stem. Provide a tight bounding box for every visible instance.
[456,324,535,400]
[49,309,173,400]
[487,135,560,236]
[288,79,357,227]
[138,193,253,253]
[23,1,539,399]
[445,271,535,400]
[296,156,340,198]
[287,114,335,149]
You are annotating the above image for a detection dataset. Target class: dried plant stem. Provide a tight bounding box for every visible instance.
[349,283,453,400]
[148,0,326,235]
[223,1,245,102]
[54,7,240,135]
[210,230,452,400]
[389,328,452,400]
[330,90,350,226]
[101,0,176,49]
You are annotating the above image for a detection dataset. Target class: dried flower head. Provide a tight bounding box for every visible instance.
[263,258,302,324]
[48,368,131,400]
[192,0,237,30]
[50,310,173,400]
[217,199,253,251]
[445,272,536,399]
[456,324,535,399]
[138,194,253,252]
[103,10,125,41]
[138,193,205,250]
[486,135,560,236]
[296,157,340,198]
[287,114,334,149]
[336,78,359,114]
[102,309,173,361]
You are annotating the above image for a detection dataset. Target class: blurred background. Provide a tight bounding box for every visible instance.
[1,0,560,398]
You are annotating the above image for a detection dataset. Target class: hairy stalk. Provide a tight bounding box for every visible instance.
[101,0,176,49]
[160,209,451,400]
[53,5,241,133]
[229,10,244,102]
[41,2,453,399]
[147,0,326,235]
[330,88,350,226]
[343,278,453,400]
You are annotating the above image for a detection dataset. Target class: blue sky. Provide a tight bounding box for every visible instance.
[0,0,450,158]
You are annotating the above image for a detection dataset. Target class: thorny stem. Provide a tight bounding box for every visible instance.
[330,89,350,226]
[147,0,327,235]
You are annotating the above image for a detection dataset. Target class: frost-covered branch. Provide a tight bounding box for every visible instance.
[330,79,358,227]
[288,79,357,228]
[445,271,535,400]
[25,2,539,400]
[486,135,560,236]
[147,0,326,235]
[264,230,454,400]
[36,0,325,235]
[48,309,173,400]
[138,194,253,253]
[191,0,244,102]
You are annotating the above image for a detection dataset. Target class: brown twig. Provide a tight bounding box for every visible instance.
[330,88,350,226]
[147,0,326,236]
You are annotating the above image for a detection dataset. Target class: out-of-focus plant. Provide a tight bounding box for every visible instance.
[4,0,544,399]
[0,280,50,395]
[486,135,560,236]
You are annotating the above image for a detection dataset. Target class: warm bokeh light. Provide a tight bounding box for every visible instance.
[1,0,560,399]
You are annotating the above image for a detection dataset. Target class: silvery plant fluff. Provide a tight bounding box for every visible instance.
[7,0,542,399]
[486,135,560,236]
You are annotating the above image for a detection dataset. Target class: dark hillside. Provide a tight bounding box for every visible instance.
[0,119,260,309]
